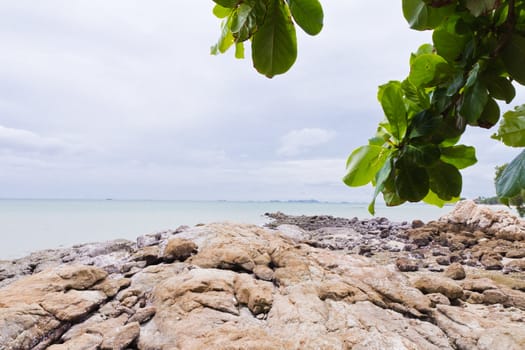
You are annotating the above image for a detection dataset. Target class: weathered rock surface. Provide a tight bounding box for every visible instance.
[0,201,524,349]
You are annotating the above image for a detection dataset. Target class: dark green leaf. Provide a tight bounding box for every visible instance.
[428,161,462,200]
[478,97,500,128]
[288,0,323,35]
[368,156,394,215]
[465,0,498,17]
[440,145,477,169]
[492,104,525,147]
[231,3,258,41]
[252,0,297,78]
[496,150,525,198]
[502,35,525,85]
[378,82,407,141]
[486,76,516,103]
[344,145,391,187]
[409,54,451,88]
[404,144,440,166]
[402,0,455,30]
[395,159,429,202]
[446,72,465,96]
[213,0,238,8]
[460,81,488,125]
[409,111,443,139]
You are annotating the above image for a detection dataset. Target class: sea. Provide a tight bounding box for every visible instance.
[0,199,515,260]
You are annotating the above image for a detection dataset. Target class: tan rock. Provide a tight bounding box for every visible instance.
[413,276,463,300]
[253,264,274,281]
[100,321,140,350]
[40,289,107,321]
[234,274,274,315]
[163,237,197,261]
[47,333,103,350]
[443,262,466,280]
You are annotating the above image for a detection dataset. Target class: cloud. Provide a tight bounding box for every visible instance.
[277,128,336,157]
[0,125,85,155]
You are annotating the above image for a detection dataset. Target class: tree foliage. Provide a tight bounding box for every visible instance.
[211,0,525,213]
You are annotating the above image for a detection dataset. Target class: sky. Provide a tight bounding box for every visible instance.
[0,1,523,202]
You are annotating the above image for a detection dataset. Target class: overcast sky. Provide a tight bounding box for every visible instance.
[1,1,523,202]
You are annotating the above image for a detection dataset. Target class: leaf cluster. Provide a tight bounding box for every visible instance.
[211,0,323,78]
[343,0,525,213]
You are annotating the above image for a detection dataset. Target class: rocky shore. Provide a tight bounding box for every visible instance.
[1,200,524,349]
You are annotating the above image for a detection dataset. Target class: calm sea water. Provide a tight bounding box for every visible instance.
[0,199,504,259]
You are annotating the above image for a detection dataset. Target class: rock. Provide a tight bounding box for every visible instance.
[506,249,525,258]
[234,274,274,315]
[427,293,451,306]
[436,256,451,266]
[128,306,156,324]
[413,276,463,300]
[444,263,466,280]
[253,265,274,281]
[132,246,161,265]
[100,322,140,350]
[163,238,197,262]
[505,259,525,272]
[47,333,103,350]
[461,278,498,292]
[395,257,419,272]
[412,219,425,228]
[483,289,509,305]
[481,254,504,270]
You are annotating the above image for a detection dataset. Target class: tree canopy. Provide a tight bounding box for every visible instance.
[210,0,525,213]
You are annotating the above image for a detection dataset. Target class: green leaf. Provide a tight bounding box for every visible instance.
[343,145,390,187]
[446,72,465,96]
[402,0,455,30]
[433,28,467,63]
[368,156,394,215]
[252,0,297,78]
[235,42,245,58]
[404,144,441,167]
[440,145,477,169]
[496,150,525,198]
[409,54,451,88]
[288,0,323,35]
[395,158,429,202]
[213,5,232,18]
[486,76,516,104]
[211,17,235,55]
[231,3,257,41]
[213,0,239,8]
[492,105,525,147]
[460,81,488,125]
[465,0,498,17]
[478,97,500,129]
[408,110,443,139]
[502,35,525,85]
[428,161,462,200]
[402,79,430,109]
[423,190,459,208]
[378,82,407,141]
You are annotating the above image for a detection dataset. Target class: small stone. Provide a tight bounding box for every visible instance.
[436,256,450,266]
[128,306,156,324]
[428,265,444,272]
[395,257,419,272]
[504,259,525,272]
[427,293,450,306]
[411,220,425,228]
[483,289,509,305]
[481,255,503,270]
[132,246,161,266]
[465,291,484,304]
[444,263,466,280]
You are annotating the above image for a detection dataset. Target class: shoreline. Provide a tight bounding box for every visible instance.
[1,200,524,348]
